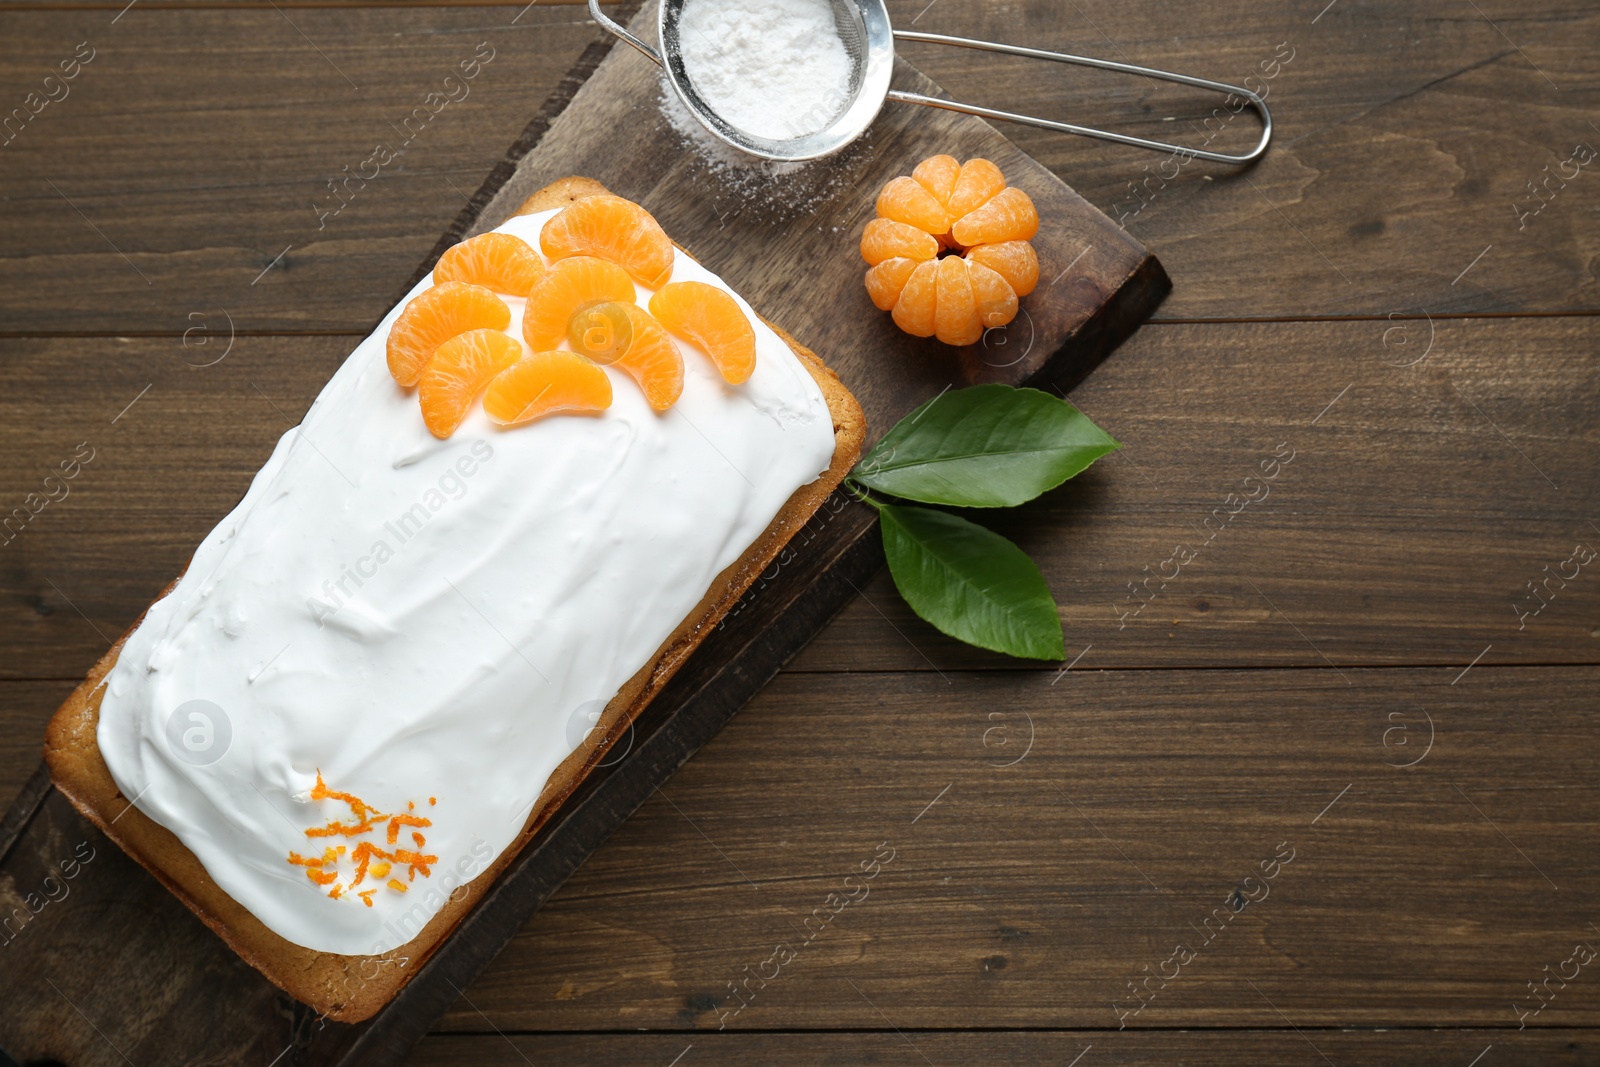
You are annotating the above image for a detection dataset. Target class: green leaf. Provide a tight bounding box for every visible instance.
[853,384,1120,508]
[879,504,1064,661]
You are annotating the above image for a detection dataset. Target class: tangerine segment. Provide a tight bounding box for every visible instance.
[876,176,951,235]
[912,154,960,206]
[946,158,1006,219]
[966,240,1039,297]
[859,218,939,266]
[483,351,612,426]
[522,256,636,352]
[934,257,983,347]
[432,233,545,296]
[648,281,757,385]
[418,329,524,438]
[387,282,511,387]
[952,186,1039,246]
[540,195,675,289]
[968,260,1019,328]
[615,305,684,411]
[567,300,634,365]
[864,257,919,312]
[891,259,938,338]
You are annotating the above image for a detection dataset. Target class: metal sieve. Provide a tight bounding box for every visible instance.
[590,0,1272,164]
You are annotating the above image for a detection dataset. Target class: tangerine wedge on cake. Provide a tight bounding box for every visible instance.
[568,300,685,412]
[649,280,758,385]
[385,282,511,386]
[418,328,524,438]
[539,192,675,289]
[432,232,546,296]
[521,255,637,352]
[483,350,613,426]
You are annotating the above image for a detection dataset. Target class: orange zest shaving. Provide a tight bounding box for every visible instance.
[304,818,380,838]
[311,773,376,816]
[287,774,441,902]
[387,813,432,845]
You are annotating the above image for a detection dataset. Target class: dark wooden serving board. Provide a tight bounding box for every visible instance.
[0,4,1165,1064]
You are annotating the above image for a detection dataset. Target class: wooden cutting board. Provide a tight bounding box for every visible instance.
[0,4,1166,1064]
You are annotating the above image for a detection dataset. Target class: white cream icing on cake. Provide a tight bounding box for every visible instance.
[96,208,836,956]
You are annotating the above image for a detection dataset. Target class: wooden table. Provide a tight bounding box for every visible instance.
[2,0,1596,1062]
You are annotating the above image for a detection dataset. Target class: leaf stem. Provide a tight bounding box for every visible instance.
[841,476,885,510]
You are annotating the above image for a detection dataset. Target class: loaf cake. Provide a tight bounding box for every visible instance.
[44,176,865,1021]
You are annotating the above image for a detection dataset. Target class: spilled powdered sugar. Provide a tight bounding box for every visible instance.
[677,0,853,140]
[657,75,874,223]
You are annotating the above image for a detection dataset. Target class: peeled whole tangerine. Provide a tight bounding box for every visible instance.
[859,154,1042,347]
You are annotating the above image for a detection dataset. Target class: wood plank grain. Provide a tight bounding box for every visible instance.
[5,314,1594,683]
[431,665,1600,1031]
[2,0,1597,331]
[409,1029,1593,1067]
[792,313,1600,670]
[0,681,70,812]
[0,6,603,333]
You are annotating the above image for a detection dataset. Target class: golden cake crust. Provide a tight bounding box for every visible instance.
[43,176,866,1023]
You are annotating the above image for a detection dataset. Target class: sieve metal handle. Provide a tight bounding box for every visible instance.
[590,0,664,65]
[887,31,1271,165]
